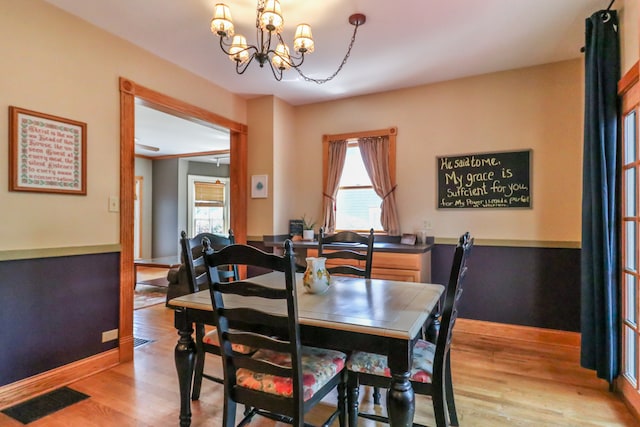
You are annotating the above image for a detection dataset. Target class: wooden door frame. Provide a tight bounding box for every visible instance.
[134,175,143,259]
[118,78,248,361]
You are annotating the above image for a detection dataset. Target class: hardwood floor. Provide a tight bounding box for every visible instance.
[0,304,637,426]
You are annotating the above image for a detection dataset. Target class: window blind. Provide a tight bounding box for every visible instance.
[194,181,224,207]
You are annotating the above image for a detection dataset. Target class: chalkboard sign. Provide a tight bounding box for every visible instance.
[289,219,304,237]
[437,150,531,209]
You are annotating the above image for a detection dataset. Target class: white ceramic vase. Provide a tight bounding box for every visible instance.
[302,229,315,241]
[302,257,330,294]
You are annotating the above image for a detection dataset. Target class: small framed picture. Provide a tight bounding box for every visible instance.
[251,174,268,198]
[289,219,304,237]
[400,233,417,245]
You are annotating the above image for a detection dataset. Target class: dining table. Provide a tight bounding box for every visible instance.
[168,271,444,427]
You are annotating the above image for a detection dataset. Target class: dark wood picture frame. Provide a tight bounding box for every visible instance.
[9,106,87,195]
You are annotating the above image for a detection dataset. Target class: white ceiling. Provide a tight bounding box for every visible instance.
[134,103,230,162]
[43,0,611,156]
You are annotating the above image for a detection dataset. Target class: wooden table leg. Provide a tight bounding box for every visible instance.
[174,310,196,427]
[387,371,415,427]
[387,341,415,427]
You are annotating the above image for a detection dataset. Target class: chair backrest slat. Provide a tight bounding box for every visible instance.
[318,228,375,278]
[229,332,291,353]
[222,307,290,331]
[234,356,293,378]
[215,280,287,299]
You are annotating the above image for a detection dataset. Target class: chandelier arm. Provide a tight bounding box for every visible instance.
[218,36,259,58]
[266,59,284,81]
[235,55,256,75]
[294,21,362,84]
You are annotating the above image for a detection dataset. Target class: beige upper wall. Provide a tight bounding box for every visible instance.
[291,60,584,243]
[0,0,246,251]
[247,97,275,237]
[621,0,639,74]
[272,98,297,236]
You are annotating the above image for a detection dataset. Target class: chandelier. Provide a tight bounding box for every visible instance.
[210,0,366,83]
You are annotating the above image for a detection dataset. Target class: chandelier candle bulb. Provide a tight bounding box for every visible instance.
[260,0,284,33]
[294,24,314,53]
[229,35,249,63]
[272,44,291,70]
[211,4,234,37]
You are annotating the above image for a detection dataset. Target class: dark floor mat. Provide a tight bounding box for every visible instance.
[134,337,152,347]
[1,387,89,424]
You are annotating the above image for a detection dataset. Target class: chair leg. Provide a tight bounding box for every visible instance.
[222,397,237,427]
[444,352,459,426]
[347,374,359,427]
[191,323,206,401]
[373,386,382,405]
[338,370,347,427]
[432,369,448,427]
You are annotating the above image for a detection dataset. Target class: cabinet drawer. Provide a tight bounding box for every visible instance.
[372,252,421,270]
[371,268,421,282]
[307,248,360,267]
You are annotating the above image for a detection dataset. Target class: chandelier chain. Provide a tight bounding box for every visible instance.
[294,23,361,84]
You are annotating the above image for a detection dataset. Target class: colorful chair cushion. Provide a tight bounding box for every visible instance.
[202,329,255,354]
[347,339,435,383]
[236,346,347,401]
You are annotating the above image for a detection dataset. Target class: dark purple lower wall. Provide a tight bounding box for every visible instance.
[0,252,120,386]
[431,243,580,332]
[256,239,581,332]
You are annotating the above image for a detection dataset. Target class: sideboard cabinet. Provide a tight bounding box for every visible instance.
[306,247,431,283]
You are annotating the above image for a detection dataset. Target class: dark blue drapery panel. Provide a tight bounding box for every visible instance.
[580,10,620,383]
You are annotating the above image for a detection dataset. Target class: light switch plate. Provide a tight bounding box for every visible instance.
[108,196,119,212]
[102,329,118,343]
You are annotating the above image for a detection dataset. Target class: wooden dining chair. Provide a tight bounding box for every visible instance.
[203,240,348,427]
[318,228,381,403]
[179,229,242,401]
[318,228,375,278]
[346,232,473,427]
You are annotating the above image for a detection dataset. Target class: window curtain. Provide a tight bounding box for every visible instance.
[580,9,620,384]
[322,139,348,233]
[358,136,401,235]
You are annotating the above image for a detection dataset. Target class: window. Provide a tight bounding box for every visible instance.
[335,143,383,231]
[187,175,229,236]
[322,127,397,233]
[620,66,640,413]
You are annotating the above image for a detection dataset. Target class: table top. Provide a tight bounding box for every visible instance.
[169,272,444,341]
[134,255,181,268]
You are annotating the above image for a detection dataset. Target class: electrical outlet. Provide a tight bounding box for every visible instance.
[424,220,432,230]
[102,329,118,343]
[108,196,119,212]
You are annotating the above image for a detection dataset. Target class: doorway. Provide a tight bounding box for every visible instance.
[119,77,248,362]
[134,102,232,260]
